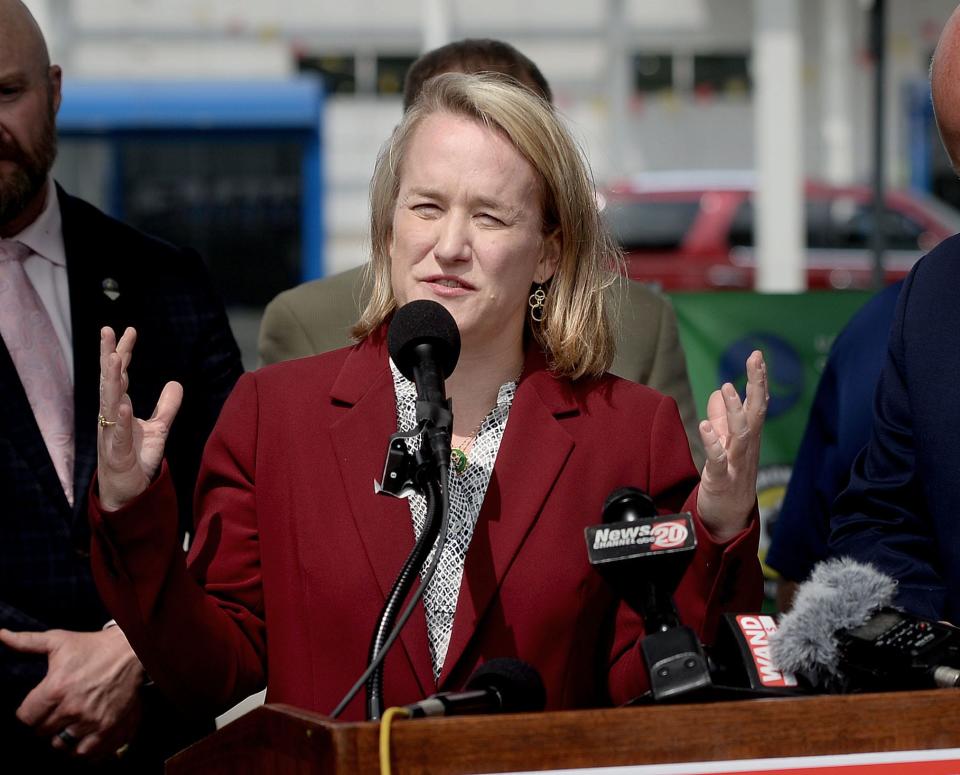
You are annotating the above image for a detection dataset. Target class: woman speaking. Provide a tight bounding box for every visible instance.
[91,73,766,720]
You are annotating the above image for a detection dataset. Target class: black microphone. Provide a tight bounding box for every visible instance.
[387,300,460,469]
[404,658,546,718]
[586,487,696,632]
[769,557,960,691]
[388,299,460,412]
[585,487,711,700]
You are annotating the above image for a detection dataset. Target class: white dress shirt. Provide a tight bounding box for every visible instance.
[391,359,517,678]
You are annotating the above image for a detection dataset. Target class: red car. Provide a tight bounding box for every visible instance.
[599,171,960,290]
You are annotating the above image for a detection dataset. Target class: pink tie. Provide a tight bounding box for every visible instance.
[0,240,75,505]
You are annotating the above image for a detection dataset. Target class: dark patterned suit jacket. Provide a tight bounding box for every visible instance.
[0,185,243,765]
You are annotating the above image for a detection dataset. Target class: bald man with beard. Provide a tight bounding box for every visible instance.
[828,4,960,623]
[0,1,242,769]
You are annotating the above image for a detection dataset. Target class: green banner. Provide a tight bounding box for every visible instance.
[669,291,873,466]
[668,291,875,602]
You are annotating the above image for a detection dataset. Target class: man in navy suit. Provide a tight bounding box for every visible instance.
[829,5,960,623]
[767,280,902,610]
[0,1,242,768]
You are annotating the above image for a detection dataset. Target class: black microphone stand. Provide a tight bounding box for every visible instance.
[589,490,711,702]
[364,399,453,720]
[366,448,443,719]
[630,581,712,701]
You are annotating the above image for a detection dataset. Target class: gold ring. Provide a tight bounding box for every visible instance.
[98,414,117,428]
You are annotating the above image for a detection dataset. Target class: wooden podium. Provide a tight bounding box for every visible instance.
[166,690,960,774]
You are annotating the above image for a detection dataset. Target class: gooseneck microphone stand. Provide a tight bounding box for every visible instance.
[329,300,459,721]
[365,416,451,720]
[328,387,454,720]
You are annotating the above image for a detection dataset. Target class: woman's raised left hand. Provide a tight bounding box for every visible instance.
[696,350,768,542]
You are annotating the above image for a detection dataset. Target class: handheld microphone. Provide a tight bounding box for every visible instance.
[585,487,711,700]
[769,557,960,691]
[404,658,546,718]
[585,487,697,631]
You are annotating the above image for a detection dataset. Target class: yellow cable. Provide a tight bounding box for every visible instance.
[379,706,412,775]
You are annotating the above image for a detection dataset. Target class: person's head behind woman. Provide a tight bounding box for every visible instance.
[401,38,552,110]
[353,72,621,380]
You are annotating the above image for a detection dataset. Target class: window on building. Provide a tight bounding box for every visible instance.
[632,54,673,93]
[693,53,751,96]
[298,54,356,94]
[116,140,303,307]
[376,55,418,96]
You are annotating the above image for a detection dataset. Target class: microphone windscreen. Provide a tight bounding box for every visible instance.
[387,300,461,381]
[769,557,896,681]
[602,486,657,523]
[465,658,546,714]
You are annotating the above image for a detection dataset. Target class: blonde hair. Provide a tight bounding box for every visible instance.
[352,72,622,379]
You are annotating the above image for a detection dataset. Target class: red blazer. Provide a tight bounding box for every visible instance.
[90,329,761,720]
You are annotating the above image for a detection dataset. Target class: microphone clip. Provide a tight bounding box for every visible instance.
[374,420,447,500]
[643,626,713,700]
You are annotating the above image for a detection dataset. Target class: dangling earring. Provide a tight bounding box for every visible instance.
[528,284,546,323]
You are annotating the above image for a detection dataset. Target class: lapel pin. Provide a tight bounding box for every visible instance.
[101,277,120,301]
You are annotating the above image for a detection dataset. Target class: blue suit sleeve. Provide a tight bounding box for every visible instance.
[769,282,902,584]
[766,353,840,582]
[829,268,944,619]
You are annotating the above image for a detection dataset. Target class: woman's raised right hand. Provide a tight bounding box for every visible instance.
[97,326,183,511]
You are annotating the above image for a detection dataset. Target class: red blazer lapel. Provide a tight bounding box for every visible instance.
[327,333,435,698]
[438,348,579,687]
